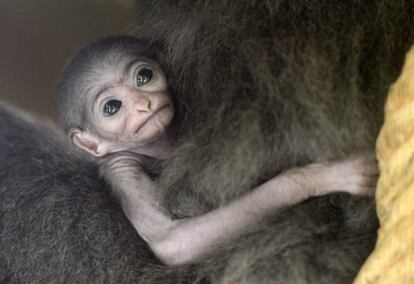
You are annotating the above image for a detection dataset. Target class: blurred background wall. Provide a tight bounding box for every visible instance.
[0,0,137,121]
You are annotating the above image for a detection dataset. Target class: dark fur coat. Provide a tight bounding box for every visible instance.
[1,1,414,283]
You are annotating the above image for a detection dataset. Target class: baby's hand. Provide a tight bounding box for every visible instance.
[280,153,379,197]
[319,153,379,196]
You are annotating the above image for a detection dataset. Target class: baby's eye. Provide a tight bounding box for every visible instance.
[103,100,122,117]
[136,67,153,86]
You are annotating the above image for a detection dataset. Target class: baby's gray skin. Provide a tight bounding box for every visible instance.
[57,36,378,265]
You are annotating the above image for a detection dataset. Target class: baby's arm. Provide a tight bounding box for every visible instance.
[100,153,378,266]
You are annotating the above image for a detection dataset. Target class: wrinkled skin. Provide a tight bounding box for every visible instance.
[1,1,414,283]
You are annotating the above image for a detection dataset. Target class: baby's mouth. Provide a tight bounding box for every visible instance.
[135,103,168,134]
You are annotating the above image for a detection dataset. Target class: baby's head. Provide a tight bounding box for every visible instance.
[57,36,175,157]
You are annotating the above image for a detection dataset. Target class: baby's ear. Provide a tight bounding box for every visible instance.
[69,128,108,157]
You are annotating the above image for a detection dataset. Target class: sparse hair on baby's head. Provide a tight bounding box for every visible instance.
[57,35,162,136]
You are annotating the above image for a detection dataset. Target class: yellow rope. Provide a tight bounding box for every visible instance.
[354,46,414,284]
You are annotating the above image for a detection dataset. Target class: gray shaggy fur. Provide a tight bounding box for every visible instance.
[1,0,414,283]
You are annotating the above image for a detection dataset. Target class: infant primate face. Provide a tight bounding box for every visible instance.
[71,55,174,157]
[91,58,174,146]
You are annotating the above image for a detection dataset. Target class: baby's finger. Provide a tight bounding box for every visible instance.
[359,161,380,175]
[359,186,375,196]
[356,175,379,188]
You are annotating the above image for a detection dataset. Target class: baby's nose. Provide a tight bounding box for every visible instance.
[134,96,151,112]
